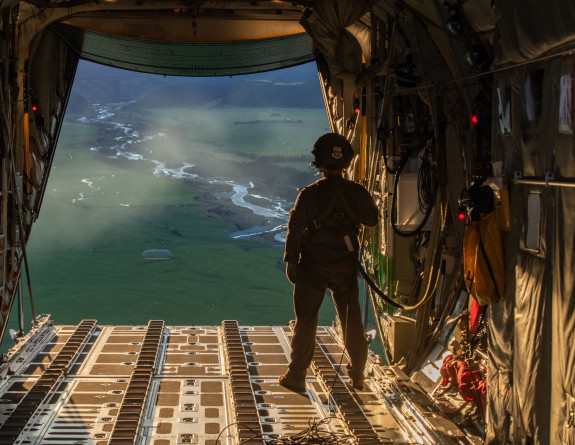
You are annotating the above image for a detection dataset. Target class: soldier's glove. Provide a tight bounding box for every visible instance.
[286,262,297,284]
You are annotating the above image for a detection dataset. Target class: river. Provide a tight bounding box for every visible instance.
[82,104,292,243]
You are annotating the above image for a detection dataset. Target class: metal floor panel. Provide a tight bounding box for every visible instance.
[0,317,474,444]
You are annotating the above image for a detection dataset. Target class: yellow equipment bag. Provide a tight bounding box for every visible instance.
[463,210,505,305]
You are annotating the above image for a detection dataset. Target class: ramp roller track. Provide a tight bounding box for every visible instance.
[108,320,164,445]
[309,334,386,444]
[0,319,98,444]
[222,320,265,444]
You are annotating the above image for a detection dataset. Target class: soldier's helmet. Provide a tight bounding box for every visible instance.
[311,133,354,170]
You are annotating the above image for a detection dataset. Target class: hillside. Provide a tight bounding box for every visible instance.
[69,60,324,109]
[65,92,92,116]
[128,79,324,109]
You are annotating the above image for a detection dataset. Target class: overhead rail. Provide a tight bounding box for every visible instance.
[513,171,575,188]
[0,319,97,444]
[109,319,164,445]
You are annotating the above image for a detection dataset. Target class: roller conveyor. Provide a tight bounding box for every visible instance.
[0,319,481,444]
[0,319,97,444]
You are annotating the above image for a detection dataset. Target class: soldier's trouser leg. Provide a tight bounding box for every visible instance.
[288,265,327,376]
[330,269,367,381]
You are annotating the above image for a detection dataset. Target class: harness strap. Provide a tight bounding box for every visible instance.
[328,180,360,227]
[312,186,339,229]
[311,179,360,230]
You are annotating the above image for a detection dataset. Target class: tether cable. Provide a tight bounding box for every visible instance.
[357,195,445,314]
[357,260,405,310]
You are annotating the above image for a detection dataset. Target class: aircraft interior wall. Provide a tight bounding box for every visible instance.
[496,1,575,66]
[488,54,575,444]
[0,25,78,344]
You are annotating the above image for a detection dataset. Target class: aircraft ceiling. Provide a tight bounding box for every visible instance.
[9,1,317,76]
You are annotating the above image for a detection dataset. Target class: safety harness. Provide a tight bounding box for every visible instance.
[308,179,360,252]
[305,178,407,310]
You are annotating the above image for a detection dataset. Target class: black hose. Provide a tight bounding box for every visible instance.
[357,261,405,310]
[418,149,435,214]
[358,242,444,313]
[382,142,402,175]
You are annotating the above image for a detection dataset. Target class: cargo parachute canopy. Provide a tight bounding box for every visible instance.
[142,250,173,260]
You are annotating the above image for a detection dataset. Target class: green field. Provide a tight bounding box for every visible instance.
[2,106,341,353]
[115,106,330,160]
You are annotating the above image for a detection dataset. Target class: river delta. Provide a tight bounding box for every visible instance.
[82,103,320,246]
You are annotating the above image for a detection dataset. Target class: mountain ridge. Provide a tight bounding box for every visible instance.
[69,60,324,110]
[127,79,324,109]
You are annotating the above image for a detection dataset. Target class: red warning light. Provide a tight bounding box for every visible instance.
[32,105,37,111]
[353,95,360,115]
[458,212,466,221]
[471,114,478,124]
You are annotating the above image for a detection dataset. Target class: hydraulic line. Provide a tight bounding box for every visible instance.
[360,87,367,182]
[358,175,447,314]
[376,17,406,176]
[23,112,30,196]
[358,255,442,313]
[23,50,30,198]
[418,149,435,214]
[410,262,465,369]
[358,260,404,310]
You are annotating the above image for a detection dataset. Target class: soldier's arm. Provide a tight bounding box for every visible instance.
[283,192,309,263]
